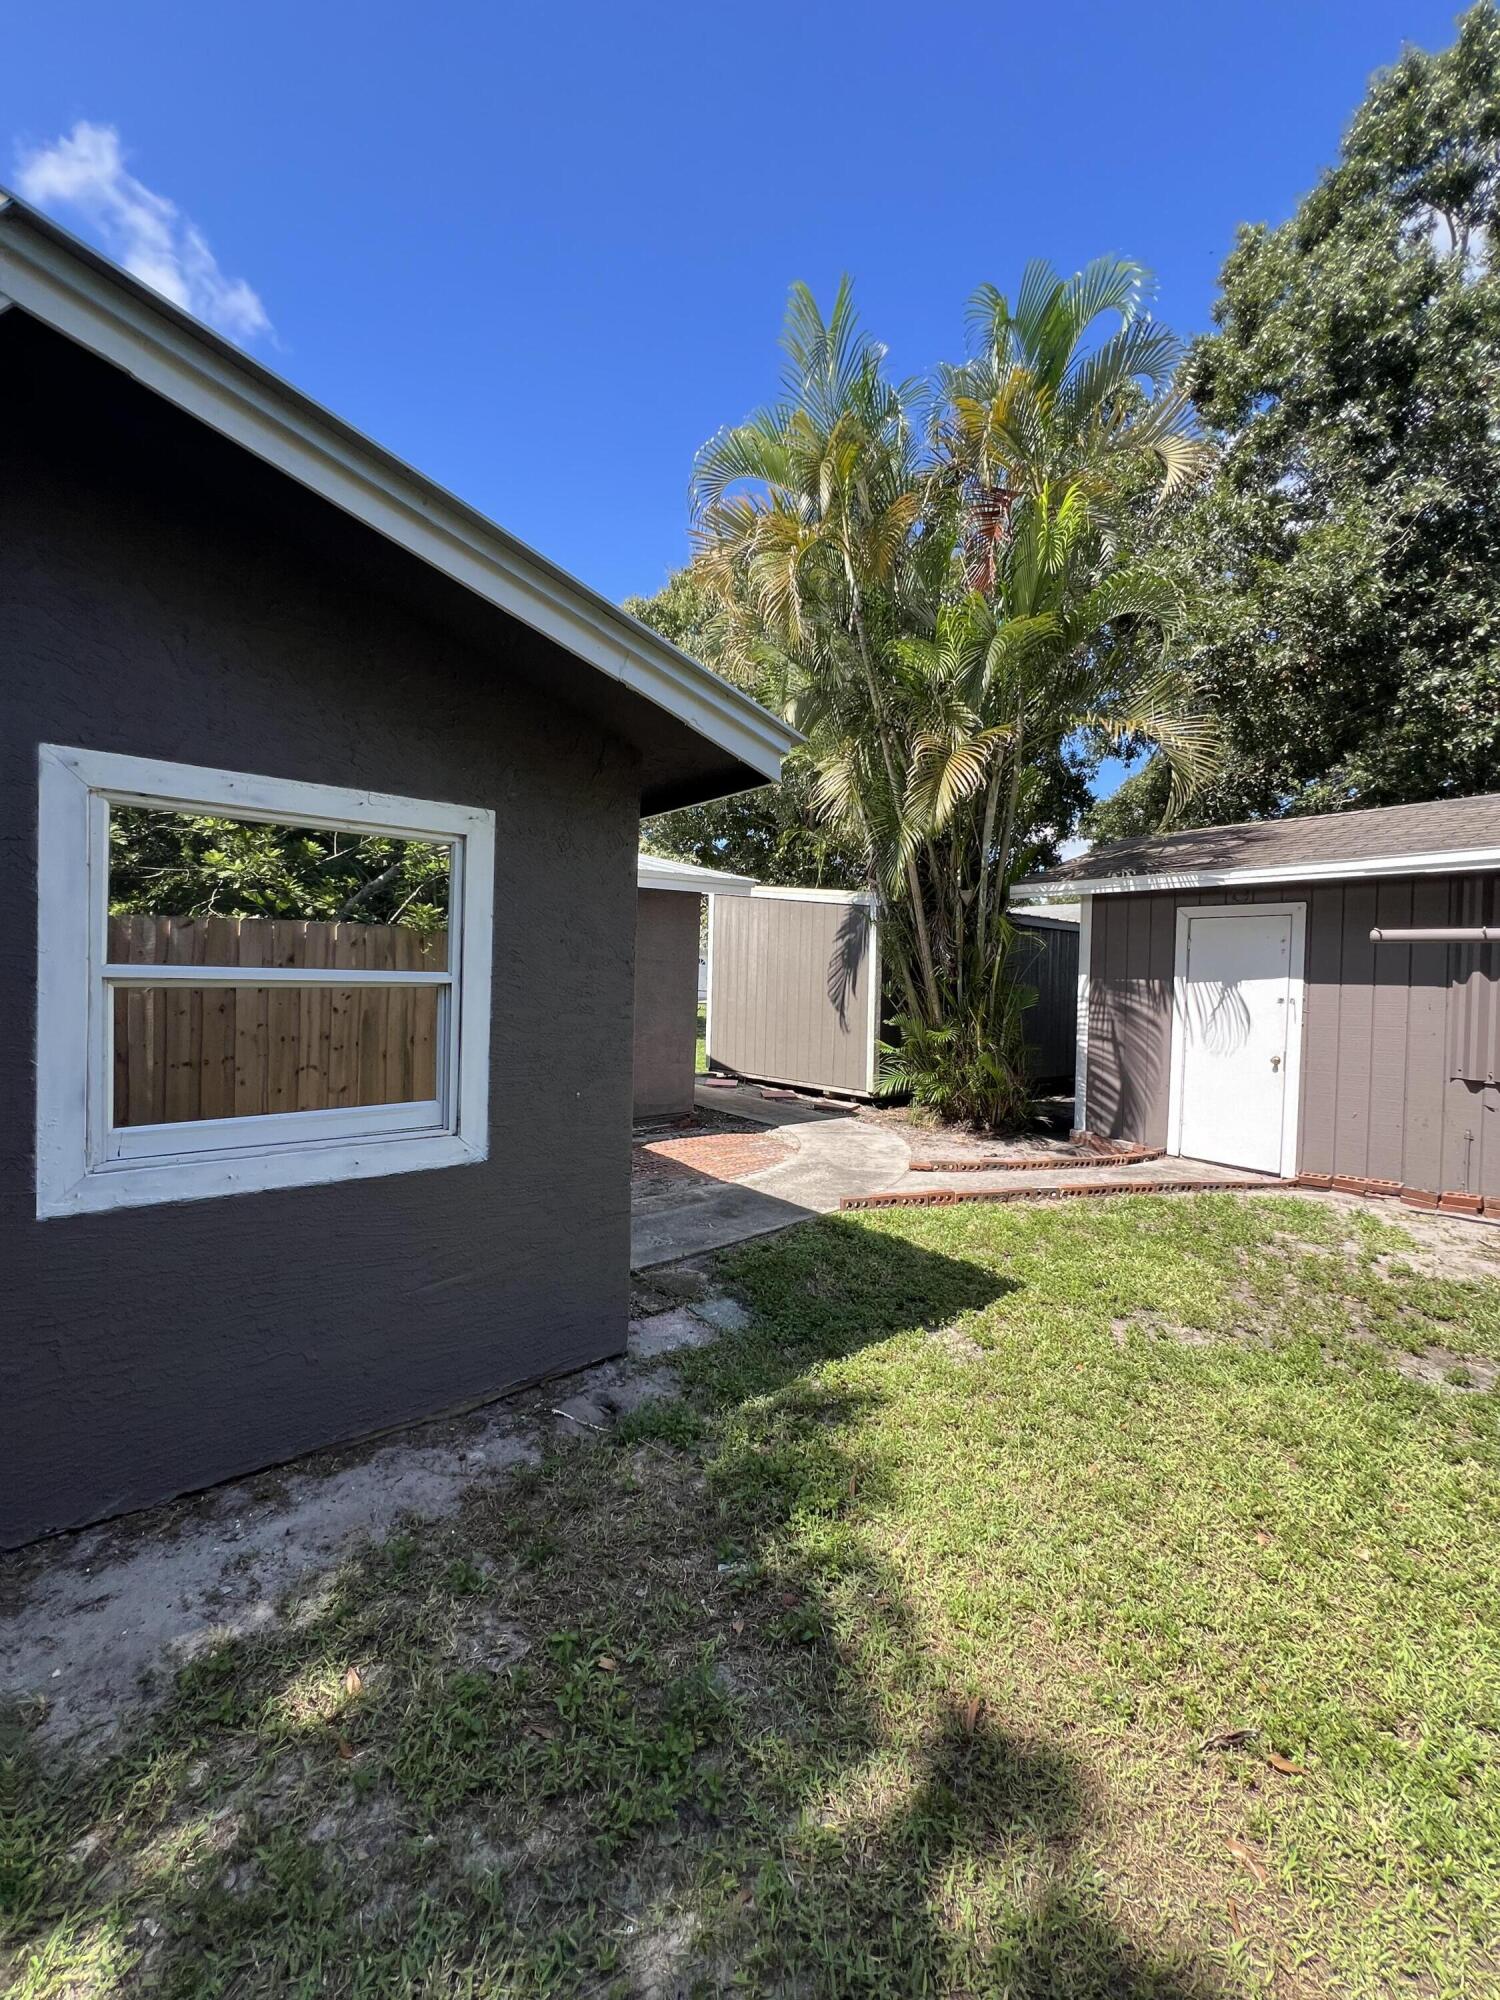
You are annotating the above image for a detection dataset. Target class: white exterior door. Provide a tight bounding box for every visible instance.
[1171,906,1304,1174]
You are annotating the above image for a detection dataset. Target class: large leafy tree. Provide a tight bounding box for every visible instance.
[630,571,867,887]
[1100,1,1500,835]
[690,268,1215,1122]
[109,809,449,933]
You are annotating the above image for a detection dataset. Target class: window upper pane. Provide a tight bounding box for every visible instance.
[107,806,451,970]
[111,982,441,1126]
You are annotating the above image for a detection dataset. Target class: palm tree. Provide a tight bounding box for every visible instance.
[692,279,944,1019]
[691,263,1219,1124]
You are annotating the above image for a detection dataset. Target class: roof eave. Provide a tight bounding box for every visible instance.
[1013,843,1500,899]
[0,194,800,789]
[637,857,757,895]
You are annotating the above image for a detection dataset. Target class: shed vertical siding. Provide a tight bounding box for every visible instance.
[1009,917,1079,1082]
[708,893,877,1096]
[1086,876,1500,1193]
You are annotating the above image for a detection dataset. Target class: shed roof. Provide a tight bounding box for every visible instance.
[0,193,798,814]
[637,853,757,896]
[1014,794,1500,898]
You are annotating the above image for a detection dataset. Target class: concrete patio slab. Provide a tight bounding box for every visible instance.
[629,1083,911,1267]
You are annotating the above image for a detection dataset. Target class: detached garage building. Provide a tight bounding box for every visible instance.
[1014,796,1500,1201]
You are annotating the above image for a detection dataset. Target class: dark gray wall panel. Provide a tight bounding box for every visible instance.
[632,891,700,1118]
[2,337,642,1546]
[1009,919,1078,1082]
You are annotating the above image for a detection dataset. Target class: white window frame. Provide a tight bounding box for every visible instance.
[35,744,495,1218]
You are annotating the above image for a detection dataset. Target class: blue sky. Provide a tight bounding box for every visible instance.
[2,2,1467,800]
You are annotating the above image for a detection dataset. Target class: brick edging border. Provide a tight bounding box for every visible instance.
[1289,1171,1496,1218]
[909,1144,1164,1174]
[840,1173,1500,1222]
[840,1178,1268,1212]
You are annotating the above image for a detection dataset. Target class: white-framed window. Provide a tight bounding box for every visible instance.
[35,744,495,1218]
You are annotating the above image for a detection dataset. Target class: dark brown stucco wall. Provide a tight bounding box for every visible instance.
[632,891,700,1119]
[1085,878,1500,1194]
[1,331,643,1547]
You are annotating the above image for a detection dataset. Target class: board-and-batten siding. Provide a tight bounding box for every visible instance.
[1085,876,1500,1195]
[708,895,877,1096]
[1010,918,1079,1083]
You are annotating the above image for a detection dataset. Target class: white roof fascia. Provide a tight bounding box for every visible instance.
[637,854,757,896]
[748,884,877,908]
[1011,845,1500,901]
[0,198,796,784]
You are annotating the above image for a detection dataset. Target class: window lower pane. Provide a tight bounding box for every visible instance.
[111,984,443,1126]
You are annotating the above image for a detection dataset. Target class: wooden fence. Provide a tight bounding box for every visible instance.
[108,915,446,1127]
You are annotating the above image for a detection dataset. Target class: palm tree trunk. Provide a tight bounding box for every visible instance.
[990,718,1026,947]
[973,761,1004,969]
[850,604,942,1022]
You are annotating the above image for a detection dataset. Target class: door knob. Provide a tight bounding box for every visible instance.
[1270,1054,1282,1071]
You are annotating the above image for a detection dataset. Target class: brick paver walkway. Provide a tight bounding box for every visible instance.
[633,1129,794,1187]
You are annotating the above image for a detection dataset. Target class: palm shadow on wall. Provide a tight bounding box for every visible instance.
[1094,978,1251,1151]
[826,901,870,1032]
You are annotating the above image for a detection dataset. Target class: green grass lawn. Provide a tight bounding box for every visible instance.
[695,1000,706,1075]
[9,1195,1500,1997]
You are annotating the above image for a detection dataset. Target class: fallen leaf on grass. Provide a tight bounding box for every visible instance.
[335,1739,355,1761]
[342,1666,363,1699]
[730,1619,745,1636]
[779,1592,800,1609]
[960,1695,984,1735]
[1254,1529,1274,1548]
[527,1721,558,1740]
[596,1656,618,1673]
[1225,1838,1269,1886]
[1267,1751,1305,1776]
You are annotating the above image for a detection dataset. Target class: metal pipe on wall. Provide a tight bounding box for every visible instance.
[1369,927,1500,943]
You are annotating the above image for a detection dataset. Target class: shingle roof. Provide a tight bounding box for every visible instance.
[1015,793,1500,895]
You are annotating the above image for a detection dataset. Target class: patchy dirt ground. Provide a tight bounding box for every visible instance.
[852,1091,1075,1161]
[0,1263,735,1749]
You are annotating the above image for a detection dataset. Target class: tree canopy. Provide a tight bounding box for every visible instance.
[1096,1,1500,836]
[631,572,868,888]
[108,808,450,934]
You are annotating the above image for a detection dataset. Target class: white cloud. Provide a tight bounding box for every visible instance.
[1057,835,1092,861]
[14,122,270,342]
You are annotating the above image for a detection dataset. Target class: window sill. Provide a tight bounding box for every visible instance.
[38,1129,487,1218]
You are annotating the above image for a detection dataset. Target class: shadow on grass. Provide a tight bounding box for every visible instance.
[6,1214,1226,1997]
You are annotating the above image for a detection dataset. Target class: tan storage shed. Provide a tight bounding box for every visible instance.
[705,891,1081,1100]
[1014,796,1500,1200]
[707,887,880,1097]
